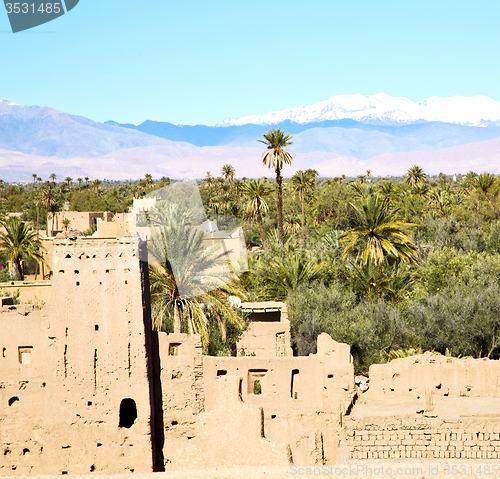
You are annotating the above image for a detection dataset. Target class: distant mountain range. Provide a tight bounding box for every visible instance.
[2,94,500,180]
[216,94,500,127]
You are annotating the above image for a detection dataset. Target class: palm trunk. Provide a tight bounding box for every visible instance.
[276,167,284,244]
[13,259,23,281]
[256,204,267,250]
[301,192,305,228]
[173,302,182,333]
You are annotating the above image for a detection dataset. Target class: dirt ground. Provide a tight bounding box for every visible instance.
[4,461,500,479]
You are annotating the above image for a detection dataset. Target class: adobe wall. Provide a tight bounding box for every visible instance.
[344,416,500,460]
[0,281,51,306]
[237,303,293,357]
[343,353,500,462]
[368,352,500,398]
[203,333,355,465]
[0,237,158,475]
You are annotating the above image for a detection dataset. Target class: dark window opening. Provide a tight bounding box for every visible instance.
[94,325,99,331]
[253,380,262,395]
[76,282,80,286]
[119,398,137,428]
[8,396,19,406]
[74,270,79,274]
[291,369,300,400]
[217,370,227,376]
[23,448,29,455]
[169,343,181,356]
[88,401,92,406]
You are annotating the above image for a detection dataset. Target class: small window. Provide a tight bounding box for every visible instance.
[217,370,227,376]
[94,325,99,331]
[8,396,19,406]
[169,343,181,356]
[74,270,79,274]
[18,346,33,365]
[291,369,300,400]
[2,348,6,358]
[253,380,262,395]
[248,369,268,395]
[119,398,137,428]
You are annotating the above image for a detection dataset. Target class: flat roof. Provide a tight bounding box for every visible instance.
[240,301,285,312]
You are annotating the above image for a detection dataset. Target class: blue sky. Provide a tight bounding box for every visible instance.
[1,0,499,125]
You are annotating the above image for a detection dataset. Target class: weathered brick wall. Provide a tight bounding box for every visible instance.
[345,417,500,460]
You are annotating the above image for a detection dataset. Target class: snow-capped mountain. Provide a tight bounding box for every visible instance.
[217,93,500,127]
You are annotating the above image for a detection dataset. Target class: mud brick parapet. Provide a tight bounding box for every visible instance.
[345,417,500,460]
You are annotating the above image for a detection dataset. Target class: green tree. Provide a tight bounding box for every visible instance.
[0,217,45,281]
[258,128,295,244]
[338,194,418,266]
[241,179,273,249]
[290,169,317,228]
[405,165,427,189]
[148,209,245,350]
[221,164,236,183]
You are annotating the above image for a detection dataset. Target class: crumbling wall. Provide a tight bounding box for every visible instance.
[237,302,293,357]
[203,333,355,465]
[345,416,500,460]
[369,352,500,398]
[168,375,292,469]
[0,237,156,475]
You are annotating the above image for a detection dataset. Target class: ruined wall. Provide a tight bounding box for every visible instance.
[368,352,500,398]
[0,237,157,475]
[345,417,500,460]
[203,333,355,465]
[343,353,500,462]
[237,302,293,357]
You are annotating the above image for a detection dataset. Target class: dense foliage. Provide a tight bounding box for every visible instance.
[3,151,500,367]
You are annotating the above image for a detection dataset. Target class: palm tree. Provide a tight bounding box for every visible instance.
[241,179,273,249]
[337,194,418,266]
[147,212,244,349]
[77,178,83,189]
[284,214,301,234]
[290,169,317,228]
[93,179,102,194]
[41,186,61,236]
[65,177,73,189]
[0,217,45,281]
[32,173,37,184]
[221,164,235,183]
[255,251,322,301]
[84,177,90,186]
[49,173,57,186]
[405,165,427,189]
[144,174,154,189]
[258,128,295,244]
[474,172,496,196]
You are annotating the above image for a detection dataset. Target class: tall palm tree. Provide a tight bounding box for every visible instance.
[337,194,418,266]
[65,177,73,189]
[0,217,45,281]
[221,164,235,183]
[41,186,61,236]
[93,179,102,194]
[32,173,37,184]
[77,178,83,189]
[144,174,154,189]
[258,128,295,244]
[290,169,317,228]
[84,177,90,186]
[49,173,57,186]
[405,165,427,189]
[148,213,245,349]
[241,179,273,249]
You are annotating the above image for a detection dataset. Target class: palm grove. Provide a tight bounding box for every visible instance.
[2,129,500,370]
